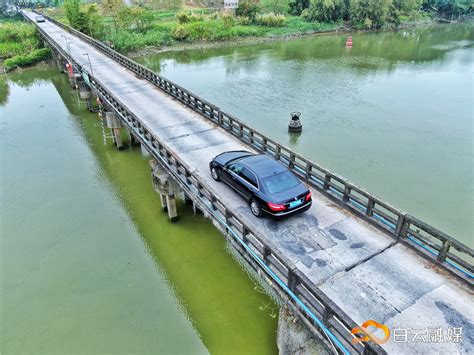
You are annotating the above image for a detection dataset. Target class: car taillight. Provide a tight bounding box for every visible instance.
[305,191,312,202]
[267,202,287,212]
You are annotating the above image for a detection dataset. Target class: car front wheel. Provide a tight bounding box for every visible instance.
[250,199,262,218]
[211,166,220,181]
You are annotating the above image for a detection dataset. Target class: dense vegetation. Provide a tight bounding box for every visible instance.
[294,0,473,29]
[33,0,474,53]
[0,19,51,71]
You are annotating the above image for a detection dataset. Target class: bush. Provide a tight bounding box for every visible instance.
[172,24,190,40]
[176,10,205,24]
[176,10,192,23]
[171,20,263,42]
[4,48,51,71]
[255,12,286,26]
[236,16,252,25]
[220,10,236,27]
[106,27,172,52]
[235,0,260,20]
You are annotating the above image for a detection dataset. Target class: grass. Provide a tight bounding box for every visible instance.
[0,18,50,71]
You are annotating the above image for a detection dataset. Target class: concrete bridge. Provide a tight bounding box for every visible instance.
[22,10,473,354]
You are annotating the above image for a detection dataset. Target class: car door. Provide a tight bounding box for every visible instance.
[238,167,259,201]
[222,162,246,197]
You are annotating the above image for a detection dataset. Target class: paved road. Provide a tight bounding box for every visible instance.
[25,11,473,353]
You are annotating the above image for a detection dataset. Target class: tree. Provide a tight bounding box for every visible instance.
[235,0,261,19]
[394,0,423,12]
[63,0,88,32]
[305,0,348,22]
[350,0,392,29]
[84,3,104,37]
[117,6,154,32]
[288,0,310,16]
[102,0,123,29]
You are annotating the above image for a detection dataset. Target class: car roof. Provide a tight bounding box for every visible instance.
[239,154,286,177]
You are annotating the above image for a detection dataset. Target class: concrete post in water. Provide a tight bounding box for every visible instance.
[150,159,179,222]
[104,111,123,149]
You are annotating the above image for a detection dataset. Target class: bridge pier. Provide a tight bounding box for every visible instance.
[78,82,92,101]
[150,159,179,222]
[104,111,123,149]
[53,52,66,74]
[128,130,140,147]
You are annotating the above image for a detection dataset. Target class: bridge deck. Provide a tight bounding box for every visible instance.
[25,11,473,353]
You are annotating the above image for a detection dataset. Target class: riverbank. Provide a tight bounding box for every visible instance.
[128,16,437,57]
[38,0,468,55]
[0,17,51,72]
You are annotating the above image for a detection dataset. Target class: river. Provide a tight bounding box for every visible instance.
[0,67,278,354]
[137,23,474,246]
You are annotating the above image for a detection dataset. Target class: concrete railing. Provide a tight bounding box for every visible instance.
[35,11,473,285]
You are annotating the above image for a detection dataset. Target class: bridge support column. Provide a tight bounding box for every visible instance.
[183,194,193,206]
[150,159,179,222]
[53,52,66,73]
[128,130,140,147]
[104,112,123,149]
[78,82,92,100]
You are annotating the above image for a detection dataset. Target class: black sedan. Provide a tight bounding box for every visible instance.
[209,151,312,218]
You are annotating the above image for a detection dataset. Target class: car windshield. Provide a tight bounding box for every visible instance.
[262,170,300,194]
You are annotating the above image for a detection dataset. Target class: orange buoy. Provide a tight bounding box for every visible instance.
[346,36,353,48]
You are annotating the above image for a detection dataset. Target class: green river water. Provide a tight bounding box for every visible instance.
[0,68,278,354]
[138,23,474,246]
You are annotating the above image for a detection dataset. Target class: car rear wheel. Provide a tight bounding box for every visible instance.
[211,166,220,181]
[250,199,262,218]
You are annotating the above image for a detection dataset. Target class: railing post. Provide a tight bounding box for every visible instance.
[210,195,217,211]
[343,185,351,202]
[263,245,271,263]
[275,145,281,160]
[197,182,204,198]
[437,240,450,263]
[396,214,407,237]
[218,111,223,126]
[262,137,267,152]
[242,226,249,244]
[287,268,298,292]
[322,307,332,325]
[305,162,312,180]
[289,153,295,169]
[366,198,375,217]
[323,174,331,191]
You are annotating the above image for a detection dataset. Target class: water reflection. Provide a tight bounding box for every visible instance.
[136,22,473,245]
